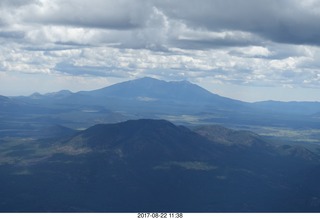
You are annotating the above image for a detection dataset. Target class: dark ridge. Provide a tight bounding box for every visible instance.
[73,119,219,162]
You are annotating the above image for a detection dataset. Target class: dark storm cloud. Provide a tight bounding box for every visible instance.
[27,0,152,30]
[156,0,320,46]
[2,0,320,49]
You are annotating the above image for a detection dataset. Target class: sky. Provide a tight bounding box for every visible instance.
[1,0,320,102]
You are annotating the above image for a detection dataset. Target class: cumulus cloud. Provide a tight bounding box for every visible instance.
[1,0,320,100]
[54,62,132,78]
[23,0,152,30]
[0,30,25,39]
[2,0,320,47]
[156,0,320,46]
[0,0,37,7]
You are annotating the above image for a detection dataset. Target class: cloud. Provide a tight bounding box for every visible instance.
[0,0,37,7]
[1,0,320,101]
[54,62,132,78]
[0,0,38,26]
[2,0,320,48]
[23,0,152,30]
[171,29,262,50]
[156,0,320,46]
[0,31,25,39]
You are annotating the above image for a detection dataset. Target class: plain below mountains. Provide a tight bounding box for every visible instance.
[2,77,320,138]
[0,119,319,212]
[12,77,247,115]
[12,77,320,116]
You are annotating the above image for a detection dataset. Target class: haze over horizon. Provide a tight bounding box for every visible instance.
[1,0,320,102]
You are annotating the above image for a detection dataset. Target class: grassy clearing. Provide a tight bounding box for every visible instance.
[243,126,320,143]
[230,125,320,155]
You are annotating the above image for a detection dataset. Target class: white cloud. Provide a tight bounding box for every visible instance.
[22,0,152,29]
[0,0,320,101]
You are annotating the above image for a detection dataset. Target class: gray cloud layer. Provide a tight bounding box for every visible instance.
[27,0,151,30]
[2,0,320,48]
[157,0,320,46]
[1,0,320,100]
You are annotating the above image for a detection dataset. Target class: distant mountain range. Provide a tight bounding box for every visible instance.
[17,77,320,114]
[1,77,320,138]
[1,78,320,212]
[0,119,319,212]
[14,77,248,114]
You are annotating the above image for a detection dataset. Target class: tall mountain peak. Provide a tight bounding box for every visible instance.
[68,119,215,161]
[87,77,230,103]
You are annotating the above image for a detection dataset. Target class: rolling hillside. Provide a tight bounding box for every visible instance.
[0,119,319,212]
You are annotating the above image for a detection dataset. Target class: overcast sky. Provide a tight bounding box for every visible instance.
[1,0,320,102]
